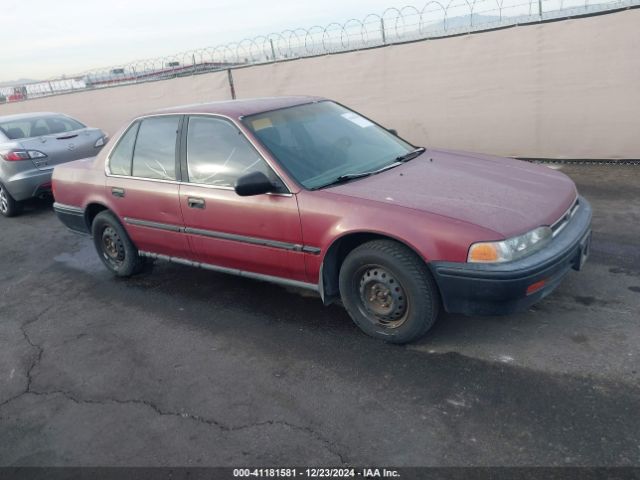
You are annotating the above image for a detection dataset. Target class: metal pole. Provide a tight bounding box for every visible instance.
[227,69,236,99]
[380,18,386,44]
[270,39,276,61]
[538,0,543,18]
[192,54,197,75]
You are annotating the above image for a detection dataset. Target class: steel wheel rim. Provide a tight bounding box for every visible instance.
[355,264,409,329]
[101,226,125,267]
[0,186,8,214]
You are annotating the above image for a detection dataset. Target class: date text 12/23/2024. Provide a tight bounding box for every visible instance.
[233,468,400,478]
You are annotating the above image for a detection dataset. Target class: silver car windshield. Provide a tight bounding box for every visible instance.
[243,101,414,190]
[0,115,85,140]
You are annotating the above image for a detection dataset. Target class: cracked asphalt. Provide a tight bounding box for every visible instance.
[0,164,639,466]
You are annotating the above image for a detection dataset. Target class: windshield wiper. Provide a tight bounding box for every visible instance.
[312,172,373,190]
[315,161,405,190]
[395,147,426,162]
[314,149,425,190]
[335,171,374,182]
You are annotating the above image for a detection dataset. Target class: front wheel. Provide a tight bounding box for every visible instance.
[91,210,145,277]
[0,183,21,217]
[339,240,440,344]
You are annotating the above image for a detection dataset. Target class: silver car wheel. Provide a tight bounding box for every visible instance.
[0,186,8,214]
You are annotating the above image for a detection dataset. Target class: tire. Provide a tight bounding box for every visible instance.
[0,182,22,217]
[339,239,440,344]
[91,210,145,277]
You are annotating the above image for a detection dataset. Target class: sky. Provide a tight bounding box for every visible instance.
[0,0,405,82]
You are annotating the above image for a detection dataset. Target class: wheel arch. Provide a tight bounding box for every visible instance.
[84,202,110,232]
[319,231,430,305]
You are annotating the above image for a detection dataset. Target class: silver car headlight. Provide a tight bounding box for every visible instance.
[467,226,552,263]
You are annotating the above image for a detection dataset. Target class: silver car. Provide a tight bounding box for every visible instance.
[0,112,107,217]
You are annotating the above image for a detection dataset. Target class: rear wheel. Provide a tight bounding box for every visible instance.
[0,183,21,217]
[91,211,145,277]
[339,240,440,344]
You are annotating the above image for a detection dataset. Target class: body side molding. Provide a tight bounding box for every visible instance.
[139,250,319,292]
[123,216,321,254]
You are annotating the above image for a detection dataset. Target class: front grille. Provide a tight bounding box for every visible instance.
[551,197,580,237]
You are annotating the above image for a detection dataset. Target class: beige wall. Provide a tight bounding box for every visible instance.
[2,9,638,158]
[0,71,232,137]
[233,8,640,159]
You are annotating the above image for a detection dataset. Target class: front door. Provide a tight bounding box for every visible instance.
[179,115,307,283]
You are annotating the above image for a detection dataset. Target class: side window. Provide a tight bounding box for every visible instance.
[186,116,275,188]
[132,116,179,180]
[0,121,31,139]
[108,122,139,176]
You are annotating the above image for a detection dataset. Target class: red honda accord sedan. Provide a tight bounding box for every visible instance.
[52,96,592,343]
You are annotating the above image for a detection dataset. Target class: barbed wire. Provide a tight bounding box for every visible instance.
[0,0,636,102]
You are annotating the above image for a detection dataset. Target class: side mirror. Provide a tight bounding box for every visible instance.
[388,128,398,136]
[234,171,275,196]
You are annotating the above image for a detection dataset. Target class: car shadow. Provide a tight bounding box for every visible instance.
[107,251,591,348]
[18,196,55,217]
[50,222,639,385]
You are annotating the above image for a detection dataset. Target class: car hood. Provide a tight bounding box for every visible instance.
[326,149,577,238]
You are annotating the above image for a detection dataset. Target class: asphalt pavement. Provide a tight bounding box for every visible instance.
[0,163,639,466]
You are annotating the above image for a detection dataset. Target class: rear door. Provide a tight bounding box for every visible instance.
[178,115,307,283]
[105,115,189,258]
[19,115,104,170]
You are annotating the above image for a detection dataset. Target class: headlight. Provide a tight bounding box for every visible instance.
[467,226,552,263]
[94,135,108,147]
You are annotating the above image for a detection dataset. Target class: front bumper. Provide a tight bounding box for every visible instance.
[430,196,592,316]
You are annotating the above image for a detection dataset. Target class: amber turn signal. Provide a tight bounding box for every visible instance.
[467,243,500,263]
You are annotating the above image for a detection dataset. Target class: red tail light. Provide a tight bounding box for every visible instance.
[2,150,30,161]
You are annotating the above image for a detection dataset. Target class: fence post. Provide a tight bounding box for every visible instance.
[538,0,543,18]
[270,39,277,61]
[380,18,387,44]
[227,69,236,99]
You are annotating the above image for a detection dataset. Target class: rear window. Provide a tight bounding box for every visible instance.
[0,115,85,140]
[108,122,140,176]
[131,116,179,180]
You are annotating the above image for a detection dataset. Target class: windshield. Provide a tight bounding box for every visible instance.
[243,101,415,189]
[0,115,85,140]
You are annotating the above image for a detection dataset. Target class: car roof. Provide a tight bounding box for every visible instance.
[149,96,326,119]
[0,112,66,122]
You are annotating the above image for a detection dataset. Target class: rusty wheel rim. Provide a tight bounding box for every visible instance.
[356,265,409,329]
[101,226,125,268]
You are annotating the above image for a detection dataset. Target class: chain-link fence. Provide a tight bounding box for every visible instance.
[0,0,637,103]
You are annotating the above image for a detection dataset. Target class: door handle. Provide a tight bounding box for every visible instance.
[188,197,205,209]
[111,187,125,198]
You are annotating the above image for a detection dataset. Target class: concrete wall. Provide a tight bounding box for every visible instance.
[2,8,638,159]
[0,71,232,137]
